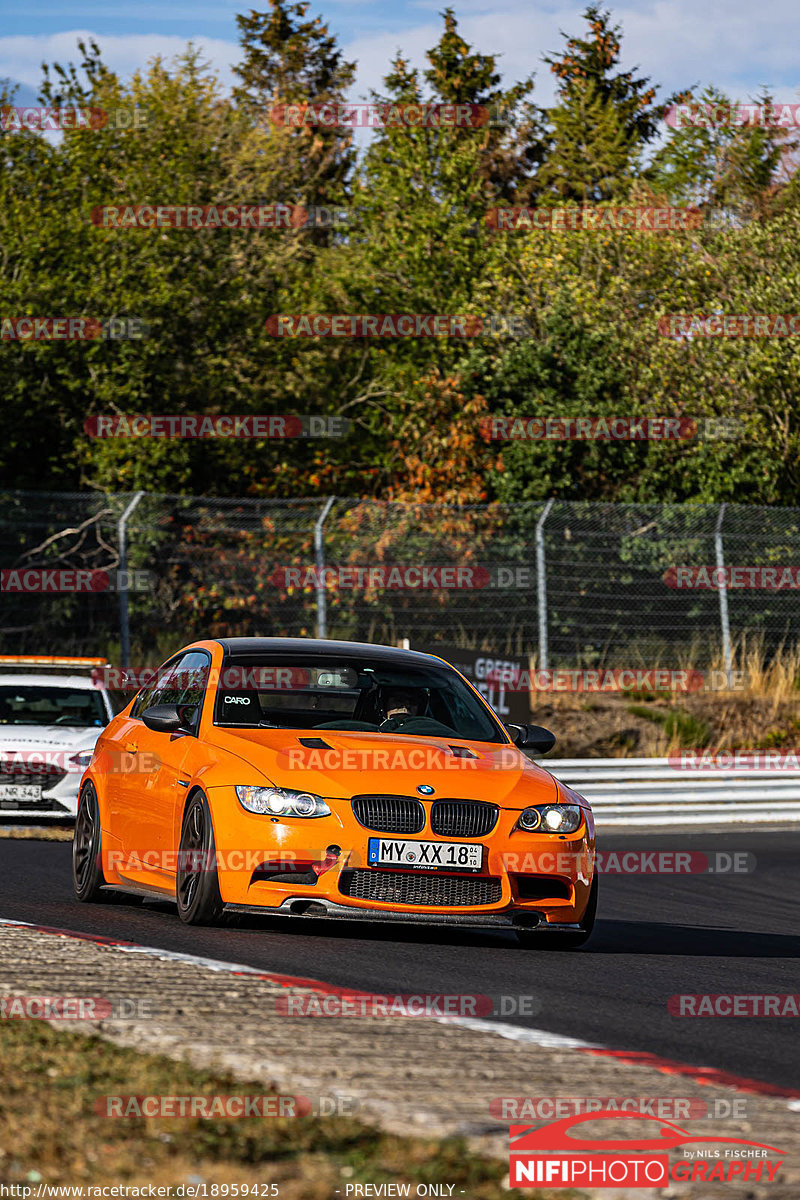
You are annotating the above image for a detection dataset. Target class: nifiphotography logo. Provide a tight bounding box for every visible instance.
[508,1110,784,1188]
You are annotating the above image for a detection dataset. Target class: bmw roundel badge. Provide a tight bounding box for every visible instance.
[417,784,435,795]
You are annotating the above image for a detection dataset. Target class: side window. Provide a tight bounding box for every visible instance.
[130,658,179,720]
[158,651,211,718]
[130,651,210,722]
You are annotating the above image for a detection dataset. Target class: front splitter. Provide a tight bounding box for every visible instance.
[226,897,581,930]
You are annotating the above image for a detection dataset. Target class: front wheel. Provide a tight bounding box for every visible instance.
[176,791,224,925]
[516,873,598,950]
[73,783,106,902]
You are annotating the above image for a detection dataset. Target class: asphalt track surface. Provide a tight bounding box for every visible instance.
[1,830,798,1090]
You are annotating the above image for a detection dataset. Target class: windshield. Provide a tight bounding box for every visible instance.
[0,685,108,728]
[213,657,507,743]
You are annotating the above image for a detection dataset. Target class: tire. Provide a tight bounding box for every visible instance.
[516,873,598,950]
[72,782,107,902]
[176,791,224,926]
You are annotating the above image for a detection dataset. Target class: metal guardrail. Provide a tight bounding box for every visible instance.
[542,757,800,826]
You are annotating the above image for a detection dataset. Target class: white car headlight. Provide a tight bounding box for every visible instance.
[235,786,331,818]
[68,750,94,771]
[516,804,583,834]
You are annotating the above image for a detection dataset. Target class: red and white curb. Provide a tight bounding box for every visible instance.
[2,915,800,1111]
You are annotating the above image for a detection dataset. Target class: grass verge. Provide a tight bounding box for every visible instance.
[0,1020,565,1198]
[625,704,710,748]
[0,826,73,840]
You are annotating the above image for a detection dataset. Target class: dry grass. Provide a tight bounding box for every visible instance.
[0,826,73,841]
[527,638,799,754]
[0,1020,551,1197]
[715,636,800,708]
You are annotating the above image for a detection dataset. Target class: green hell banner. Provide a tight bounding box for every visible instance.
[413,644,533,725]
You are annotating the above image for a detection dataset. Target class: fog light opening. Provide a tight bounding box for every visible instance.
[313,845,342,877]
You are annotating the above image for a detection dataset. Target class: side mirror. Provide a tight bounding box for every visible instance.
[507,723,556,753]
[142,704,184,733]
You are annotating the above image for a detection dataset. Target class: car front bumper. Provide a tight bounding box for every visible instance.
[204,787,596,926]
[0,772,82,820]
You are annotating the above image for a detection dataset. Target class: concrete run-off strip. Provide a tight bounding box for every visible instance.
[0,919,798,1198]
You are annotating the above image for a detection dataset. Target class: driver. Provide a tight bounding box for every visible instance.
[378,687,426,730]
[57,703,87,725]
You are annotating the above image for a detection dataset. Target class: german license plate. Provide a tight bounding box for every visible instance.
[0,783,41,802]
[368,837,482,873]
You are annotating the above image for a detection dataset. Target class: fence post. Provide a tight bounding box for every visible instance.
[715,502,733,675]
[118,491,145,670]
[536,499,554,671]
[314,497,336,639]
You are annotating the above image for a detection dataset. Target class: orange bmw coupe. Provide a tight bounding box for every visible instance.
[73,638,597,946]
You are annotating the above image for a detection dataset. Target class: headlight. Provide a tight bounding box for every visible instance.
[68,751,94,771]
[518,807,542,830]
[516,804,583,834]
[235,786,331,818]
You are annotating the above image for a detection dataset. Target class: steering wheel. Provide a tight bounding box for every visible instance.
[379,713,412,730]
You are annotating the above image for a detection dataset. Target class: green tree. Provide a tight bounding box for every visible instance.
[233,0,356,212]
[457,183,800,505]
[0,43,332,496]
[424,7,539,201]
[651,87,799,222]
[536,5,668,202]
[305,45,500,496]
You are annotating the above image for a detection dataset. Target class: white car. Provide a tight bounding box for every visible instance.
[0,658,115,819]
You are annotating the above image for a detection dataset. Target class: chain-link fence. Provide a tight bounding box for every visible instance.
[0,490,798,667]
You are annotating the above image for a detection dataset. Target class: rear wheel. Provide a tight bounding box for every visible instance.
[73,783,106,902]
[176,791,224,925]
[516,873,598,950]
